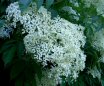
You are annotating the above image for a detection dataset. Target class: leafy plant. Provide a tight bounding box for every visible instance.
[1,0,104,86]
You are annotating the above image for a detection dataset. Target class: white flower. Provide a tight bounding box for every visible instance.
[6,2,21,28]
[23,12,86,83]
[6,2,86,85]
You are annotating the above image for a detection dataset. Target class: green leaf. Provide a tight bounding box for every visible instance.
[31,79,37,86]
[19,0,32,6]
[46,0,54,8]
[10,59,26,80]
[0,44,12,53]
[53,0,66,10]
[49,9,58,18]
[19,0,32,12]
[36,0,44,9]
[0,40,16,53]
[15,77,23,86]
[16,41,25,58]
[0,19,5,28]
[60,81,66,86]
[67,76,73,86]
[101,80,104,86]
[60,76,66,86]
[2,46,16,65]
[24,82,30,86]
[101,74,104,86]
[1,0,5,3]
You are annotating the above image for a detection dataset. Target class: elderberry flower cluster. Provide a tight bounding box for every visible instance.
[0,25,13,38]
[6,2,21,28]
[6,2,86,85]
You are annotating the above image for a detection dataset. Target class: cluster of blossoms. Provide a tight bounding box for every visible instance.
[6,2,21,28]
[0,25,13,38]
[6,2,86,85]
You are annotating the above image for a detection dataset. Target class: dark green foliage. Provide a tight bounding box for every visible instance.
[60,76,67,86]
[10,56,42,86]
[0,36,42,86]
[36,0,44,9]
[18,0,55,12]
[49,8,58,18]
[3,45,16,66]
[62,70,101,86]
[73,72,101,86]
[0,26,43,86]
[46,0,54,8]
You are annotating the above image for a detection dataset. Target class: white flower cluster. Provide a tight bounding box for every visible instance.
[6,2,21,28]
[6,2,86,85]
[84,0,104,17]
[92,29,104,63]
[0,25,13,38]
